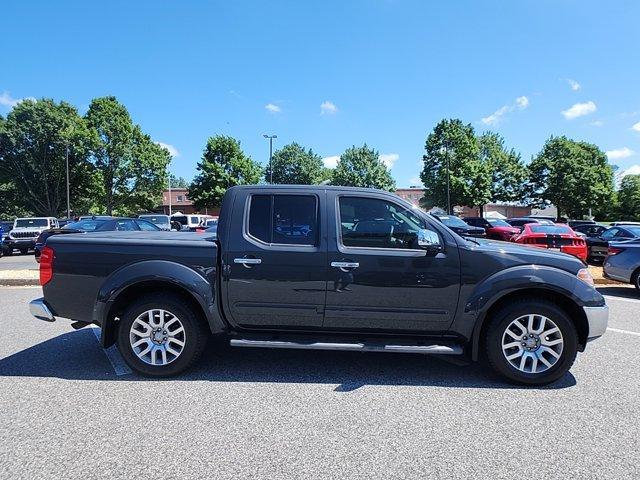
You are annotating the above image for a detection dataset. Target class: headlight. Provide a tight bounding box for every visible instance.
[577,268,594,286]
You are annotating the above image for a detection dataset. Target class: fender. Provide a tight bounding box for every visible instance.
[94,259,227,347]
[465,264,604,360]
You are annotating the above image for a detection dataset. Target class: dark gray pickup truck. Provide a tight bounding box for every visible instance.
[29,185,608,384]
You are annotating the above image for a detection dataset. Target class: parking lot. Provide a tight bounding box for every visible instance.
[0,283,638,479]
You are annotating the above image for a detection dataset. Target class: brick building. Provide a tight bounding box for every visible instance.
[158,188,220,216]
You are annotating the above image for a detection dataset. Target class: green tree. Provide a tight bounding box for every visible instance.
[618,174,640,221]
[265,142,326,184]
[85,96,169,215]
[332,144,396,191]
[169,174,189,189]
[528,136,614,219]
[188,135,262,209]
[0,99,97,217]
[421,119,491,212]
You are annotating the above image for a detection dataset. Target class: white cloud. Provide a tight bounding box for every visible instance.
[156,142,180,157]
[561,101,597,119]
[620,165,640,177]
[320,100,338,115]
[322,155,339,168]
[589,120,604,127]
[632,121,640,132]
[481,96,529,126]
[408,176,424,187]
[606,147,635,160]
[379,153,399,169]
[565,78,581,91]
[0,91,34,108]
[265,103,281,113]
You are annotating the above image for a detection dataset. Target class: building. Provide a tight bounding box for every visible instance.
[395,187,426,207]
[460,203,531,218]
[158,188,221,216]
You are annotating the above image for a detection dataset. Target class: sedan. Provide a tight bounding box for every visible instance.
[463,217,520,241]
[584,225,640,264]
[603,239,640,290]
[431,214,485,237]
[512,223,587,261]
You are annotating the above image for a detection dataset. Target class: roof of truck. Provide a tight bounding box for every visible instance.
[228,184,393,194]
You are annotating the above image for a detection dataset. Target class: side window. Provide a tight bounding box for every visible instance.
[116,220,137,231]
[616,229,632,239]
[137,220,158,231]
[247,194,318,246]
[600,228,618,240]
[339,196,429,250]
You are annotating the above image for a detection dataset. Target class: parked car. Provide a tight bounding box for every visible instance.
[603,239,640,290]
[611,221,640,226]
[2,217,59,255]
[463,217,520,241]
[584,225,640,264]
[506,217,555,232]
[568,220,597,228]
[432,214,485,237]
[511,223,587,261]
[29,185,608,385]
[572,224,607,238]
[138,214,172,231]
[34,217,160,261]
[196,218,219,233]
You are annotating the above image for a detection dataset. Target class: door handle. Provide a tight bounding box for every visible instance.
[234,257,262,268]
[331,261,359,269]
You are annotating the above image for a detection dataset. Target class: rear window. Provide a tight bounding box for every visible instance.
[64,220,107,231]
[487,219,510,227]
[248,194,318,246]
[140,215,169,225]
[529,225,572,235]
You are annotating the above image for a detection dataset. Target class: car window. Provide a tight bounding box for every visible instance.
[248,195,271,243]
[136,220,160,231]
[15,219,49,228]
[529,225,573,234]
[247,194,318,246]
[339,196,429,250]
[114,220,138,231]
[487,219,511,227]
[600,228,619,240]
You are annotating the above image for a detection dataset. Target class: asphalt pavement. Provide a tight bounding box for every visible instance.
[0,253,38,271]
[0,286,639,479]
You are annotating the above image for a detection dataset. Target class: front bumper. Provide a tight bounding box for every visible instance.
[29,298,55,322]
[583,304,609,340]
[4,238,36,249]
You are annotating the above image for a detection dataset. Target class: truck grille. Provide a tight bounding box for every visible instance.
[11,231,39,239]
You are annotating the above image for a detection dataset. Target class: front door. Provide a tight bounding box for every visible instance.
[324,193,460,333]
[224,190,328,329]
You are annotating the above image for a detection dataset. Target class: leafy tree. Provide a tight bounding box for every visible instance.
[85,96,169,215]
[528,136,614,219]
[0,99,97,217]
[332,144,396,191]
[169,174,189,189]
[421,119,490,212]
[189,135,262,209]
[265,142,326,184]
[477,132,528,213]
[618,174,640,221]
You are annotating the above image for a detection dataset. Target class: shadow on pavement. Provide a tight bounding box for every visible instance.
[0,330,576,390]
[597,286,639,300]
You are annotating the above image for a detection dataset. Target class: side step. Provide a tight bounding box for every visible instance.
[229,339,463,355]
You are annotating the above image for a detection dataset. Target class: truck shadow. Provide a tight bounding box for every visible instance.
[597,286,639,300]
[0,330,576,390]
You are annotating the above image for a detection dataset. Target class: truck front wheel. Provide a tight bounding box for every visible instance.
[116,293,209,377]
[485,299,578,385]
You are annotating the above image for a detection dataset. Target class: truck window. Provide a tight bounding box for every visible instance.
[339,197,427,250]
[247,194,318,246]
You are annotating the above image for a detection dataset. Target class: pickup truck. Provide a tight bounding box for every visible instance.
[29,185,608,385]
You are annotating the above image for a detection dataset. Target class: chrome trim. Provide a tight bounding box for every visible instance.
[330,261,359,269]
[584,305,609,339]
[234,258,262,265]
[29,298,55,322]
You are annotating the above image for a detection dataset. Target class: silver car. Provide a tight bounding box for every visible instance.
[603,239,640,290]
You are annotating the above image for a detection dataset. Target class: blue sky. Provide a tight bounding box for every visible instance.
[2,0,640,186]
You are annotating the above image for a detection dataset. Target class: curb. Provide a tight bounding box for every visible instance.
[0,278,40,287]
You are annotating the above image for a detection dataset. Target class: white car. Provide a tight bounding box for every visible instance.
[3,217,58,255]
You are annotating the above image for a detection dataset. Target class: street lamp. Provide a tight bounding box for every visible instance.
[65,143,71,219]
[440,144,451,214]
[263,134,277,183]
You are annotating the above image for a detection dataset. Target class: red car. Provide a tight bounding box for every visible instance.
[463,217,520,241]
[512,223,587,261]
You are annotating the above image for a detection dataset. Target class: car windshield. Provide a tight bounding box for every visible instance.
[438,216,469,228]
[64,219,108,231]
[529,225,573,235]
[140,215,169,225]
[487,219,511,227]
[15,219,48,228]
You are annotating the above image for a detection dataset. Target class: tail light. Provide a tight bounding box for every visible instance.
[608,246,624,256]
[572,238,585,246]
[40,246,54,286]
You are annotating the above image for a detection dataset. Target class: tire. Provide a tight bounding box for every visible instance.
[485,299,578,385]
[632,269,640,291]
[116,293,210,377]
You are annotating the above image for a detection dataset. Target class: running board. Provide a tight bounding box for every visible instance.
[229,339,463,355]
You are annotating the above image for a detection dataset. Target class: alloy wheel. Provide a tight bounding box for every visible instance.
[129,309,186,366]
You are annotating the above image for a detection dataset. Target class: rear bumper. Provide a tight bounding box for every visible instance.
[583,304,609,340]
[29,298,55,322]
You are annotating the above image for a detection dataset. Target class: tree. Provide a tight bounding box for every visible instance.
[421,119,491,212]
[85,96,169,215]
[332,144,395,191]
[477,132,528,214]
[618,175,640,221]
[169,174,189,189]
[0,99,98,217]
[264,142,326,184]
[188,135,262,209]
[528,136,614,219]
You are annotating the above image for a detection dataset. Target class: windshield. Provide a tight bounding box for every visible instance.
[487,219,511,227]
[529,225,573,235]
[15,219,49,228]
[438,216,469,228]
[64,219,108,231]
[140,215,170,225]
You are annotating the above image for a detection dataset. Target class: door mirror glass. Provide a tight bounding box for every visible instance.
[417,228,441,252]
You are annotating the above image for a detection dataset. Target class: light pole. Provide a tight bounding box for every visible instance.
[65,143,71,219]
[168,171,172,216]
[440,144,451,214]
[263,134,277,183]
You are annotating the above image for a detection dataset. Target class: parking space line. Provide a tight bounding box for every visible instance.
[607,327,640,337]
[91,328,132,376]
[603,295,640,304]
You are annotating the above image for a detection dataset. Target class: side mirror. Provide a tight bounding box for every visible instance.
[417,228,442,254]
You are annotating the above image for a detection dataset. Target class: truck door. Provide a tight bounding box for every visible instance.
[223,190,328,329]
[324,192,460,332]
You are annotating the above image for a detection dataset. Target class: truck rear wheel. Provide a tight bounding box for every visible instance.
[116,293,209,377]
[485,299,578,385]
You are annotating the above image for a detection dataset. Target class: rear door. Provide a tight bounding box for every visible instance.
[223,189,328,329]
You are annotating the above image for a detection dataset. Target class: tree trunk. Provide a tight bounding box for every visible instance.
[479,204,485,217]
